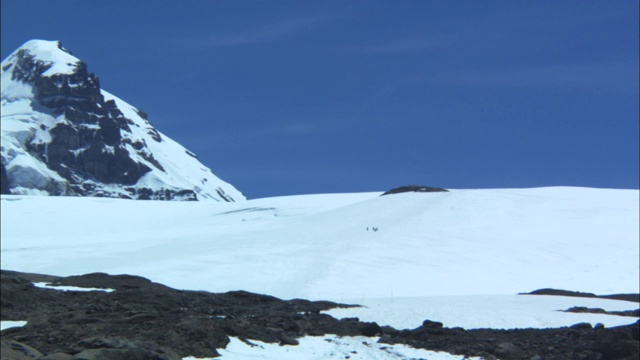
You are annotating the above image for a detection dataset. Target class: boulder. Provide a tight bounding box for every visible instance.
[71,337,180,360]
[0,339,43,359]
[494,342,522,359]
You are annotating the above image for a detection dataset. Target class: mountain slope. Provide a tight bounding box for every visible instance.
[1,187,637,300]
[2,187,638,359]
[1,40,244,201]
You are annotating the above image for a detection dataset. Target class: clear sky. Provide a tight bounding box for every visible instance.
[2,1,638,199]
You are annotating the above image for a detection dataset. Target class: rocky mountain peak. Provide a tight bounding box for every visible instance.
[1,40,245,201]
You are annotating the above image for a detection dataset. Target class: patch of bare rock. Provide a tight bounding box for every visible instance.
[522,288,640,303]
[380,185,448,196]
[2,270,639,360]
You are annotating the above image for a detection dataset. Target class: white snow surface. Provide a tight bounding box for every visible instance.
[2,187,638,300]
[1,187,638,358]
[32,282,115,293]
[1,39,80,78]
[1,187,638,298]
[205,335,480,360]
[1,39,244,201]
[325,295,638,330]
[0,321,28,331]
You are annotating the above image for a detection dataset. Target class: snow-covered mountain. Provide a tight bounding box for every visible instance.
[1,40,244,201]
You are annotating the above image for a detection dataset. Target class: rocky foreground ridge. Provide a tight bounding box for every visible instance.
[1,40,244,201]
[1,270,638,360]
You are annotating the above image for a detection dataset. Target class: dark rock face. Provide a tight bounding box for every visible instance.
[381,185,448,196]
[2,270,639,360]
[10,45,153,193]
[1,339,43,359]
[0,163,10,194]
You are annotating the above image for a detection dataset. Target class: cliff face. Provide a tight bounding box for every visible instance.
[0,163,10,194]
[1,40,245,201]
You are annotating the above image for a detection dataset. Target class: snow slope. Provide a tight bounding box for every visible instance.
[1,186,638,358]
[1,187,637,300]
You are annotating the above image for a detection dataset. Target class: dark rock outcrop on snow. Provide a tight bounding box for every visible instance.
[2,270,639,360]
[563,306,640,318]
[522,288,640,303]
[379,319,640,360]
[0,163,10,194]
[0,270,365,359]
[381,185,448,196]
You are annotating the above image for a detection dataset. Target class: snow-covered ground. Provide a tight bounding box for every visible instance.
[1,321,27,331]
[2,187,637,299]
[205,335,480,360]
[32,282,115,293]
[326,294,638,330]
[1,187,638,358]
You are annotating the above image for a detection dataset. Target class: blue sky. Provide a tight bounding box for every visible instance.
[2,1,638,198]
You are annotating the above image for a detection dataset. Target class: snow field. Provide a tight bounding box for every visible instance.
[208,335,480,360]
[325,295,639,330]
[1,187,638,300]
[1,187,638,340]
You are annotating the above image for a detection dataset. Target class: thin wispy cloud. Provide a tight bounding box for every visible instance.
[188,16,326,48]
[436,62,639,94]
[201,118,335,148]
[353,34,455,54]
